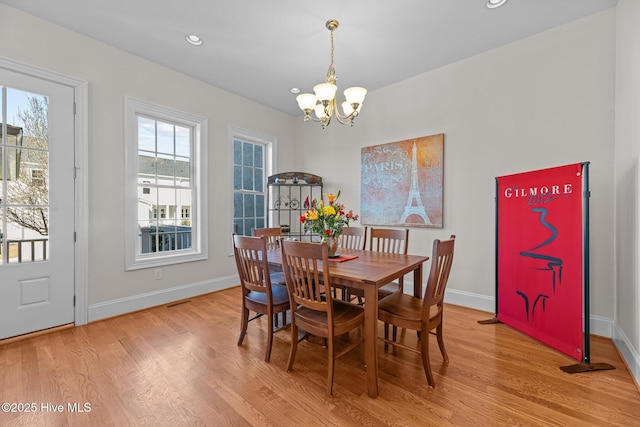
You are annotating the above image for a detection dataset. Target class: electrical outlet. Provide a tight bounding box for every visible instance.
[154,268,162,280]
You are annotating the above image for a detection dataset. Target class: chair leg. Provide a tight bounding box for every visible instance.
[436,322,448,362]
[327,336,335,396]
[237,305,249,346]
[383,322,389,349]
[287,324,299,372]
[420,328,435,388]
[265,310,274,362]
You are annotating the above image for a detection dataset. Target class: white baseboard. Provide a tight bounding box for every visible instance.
[589,314,614,338]
[88,274,238,322]
[444,289,614,338]
[613,325,640,388]
[444,288,496,314]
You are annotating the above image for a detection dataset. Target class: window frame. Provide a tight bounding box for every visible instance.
[124,96,208,270]
[228,126,275,250]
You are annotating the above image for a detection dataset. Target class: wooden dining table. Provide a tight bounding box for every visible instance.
[267,247,429,398]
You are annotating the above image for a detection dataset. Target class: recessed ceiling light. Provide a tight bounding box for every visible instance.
[185,34,203,46]
[290,88,301,94]
[487,0,508,9]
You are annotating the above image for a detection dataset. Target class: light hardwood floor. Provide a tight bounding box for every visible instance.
[1,287,639,426]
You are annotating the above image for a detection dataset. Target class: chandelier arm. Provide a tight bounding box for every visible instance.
[331,97,359,123]
[303,115,322,123]
[334,114,354,126]
[334,109,357,121]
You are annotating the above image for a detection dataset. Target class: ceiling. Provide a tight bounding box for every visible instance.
[1,0,618,116]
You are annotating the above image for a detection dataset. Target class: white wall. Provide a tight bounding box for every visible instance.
[614,0,640,385]
[2,3,636,383]
[296,10,617,325]
[0,5,297,317]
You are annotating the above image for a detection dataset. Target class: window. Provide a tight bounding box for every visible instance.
[230,127,275,237]
[125,97,207,270]
[31,169,45,187]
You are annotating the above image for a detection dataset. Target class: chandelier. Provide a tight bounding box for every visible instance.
[296,19,367,129]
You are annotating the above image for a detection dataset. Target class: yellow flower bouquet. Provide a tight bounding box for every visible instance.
[299,191,359,239]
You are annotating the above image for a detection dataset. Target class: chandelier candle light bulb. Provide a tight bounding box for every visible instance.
[296,19,367,128]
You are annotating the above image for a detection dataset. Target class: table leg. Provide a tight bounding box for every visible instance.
[363,284,378,398]
[413,263,424,298]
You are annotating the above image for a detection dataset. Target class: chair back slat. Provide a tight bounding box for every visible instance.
[340,226,367,250]
[252,227,282,250]
[423,235,456,315]
[281,240,332,313]
[369,228,409,255]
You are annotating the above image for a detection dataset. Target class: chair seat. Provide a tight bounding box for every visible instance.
[295,300,364,337]
[246,284,290,306]
[377,281,401,298]
[269,271,286,285]
[349,281,401,302]
[378,292,438,328]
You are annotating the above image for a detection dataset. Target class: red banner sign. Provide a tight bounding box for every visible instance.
[496,163,584,361]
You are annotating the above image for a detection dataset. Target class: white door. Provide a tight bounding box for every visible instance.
[0,69,75,340]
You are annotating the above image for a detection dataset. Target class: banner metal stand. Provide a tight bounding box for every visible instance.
[478,181,503,326]
[480,162,614,373]
[560,162,614,374]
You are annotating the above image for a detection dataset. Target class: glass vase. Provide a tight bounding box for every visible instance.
[324,234,339,257]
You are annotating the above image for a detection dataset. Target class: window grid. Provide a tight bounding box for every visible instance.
[137,116,193,255]
[233,138,265,236]
[125,96,207,270]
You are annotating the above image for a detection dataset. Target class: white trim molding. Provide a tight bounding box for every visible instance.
[0,56,89,326]
[613,325,640,388]
[124,96,209,270]
[227,125,277,256]
[88,275,239,322]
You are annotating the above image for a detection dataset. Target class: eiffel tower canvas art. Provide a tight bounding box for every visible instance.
[361,134,443,228]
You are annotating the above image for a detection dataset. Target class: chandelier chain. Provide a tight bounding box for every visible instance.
[327,25,336,83]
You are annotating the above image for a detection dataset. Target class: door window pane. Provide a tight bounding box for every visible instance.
[1,88,49,265]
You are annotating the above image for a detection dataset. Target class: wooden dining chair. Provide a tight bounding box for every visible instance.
[339,226,367,250]
[233,233,290,362]
[252,227,283,250]
[370,227,410,298]
[334,226,368,301]
[252,227,287,281]
[377,235,456,388]
[280,239,365,396]
[252,227,288,325]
